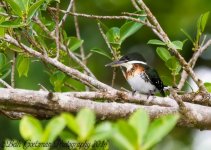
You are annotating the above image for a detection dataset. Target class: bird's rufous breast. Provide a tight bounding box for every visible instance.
[126,64,145,79]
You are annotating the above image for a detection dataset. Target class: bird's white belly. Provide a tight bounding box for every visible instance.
[127,74,156,94]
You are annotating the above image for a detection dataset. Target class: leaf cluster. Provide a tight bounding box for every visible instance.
[8,108,180,150]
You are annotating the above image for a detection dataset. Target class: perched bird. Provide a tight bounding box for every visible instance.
[106,53,165,96]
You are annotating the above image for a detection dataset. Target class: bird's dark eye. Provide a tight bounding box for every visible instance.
[120,56,128,61]
[125,56,129,61]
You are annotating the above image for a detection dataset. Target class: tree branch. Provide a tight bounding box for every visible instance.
[33,17,96,78]
[3,34,114,91]
[49,3,207,92]
[0,88,211,129]
[48,7,154,28]
[178,39,211,90]
[136,0,207,92]
[1,0,211,131]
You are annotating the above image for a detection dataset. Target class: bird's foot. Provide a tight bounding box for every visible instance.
[132,90,136,96]
[147,90,154,99]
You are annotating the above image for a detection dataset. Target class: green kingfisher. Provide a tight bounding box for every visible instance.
[106,53,165,97]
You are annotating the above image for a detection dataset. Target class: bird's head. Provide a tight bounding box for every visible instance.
[105,53,147,71]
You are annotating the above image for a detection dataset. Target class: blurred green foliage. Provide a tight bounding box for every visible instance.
[3,108,178,150]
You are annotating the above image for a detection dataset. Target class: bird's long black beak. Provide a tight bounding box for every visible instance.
[105,60,126,67]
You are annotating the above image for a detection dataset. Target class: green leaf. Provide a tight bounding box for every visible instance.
[160,75,173,86]
[90,121,112,142]
[65,78,85,91]
[204,82,211,92]
[0,53,7,69]
[171,41,183,50]
[76,108,96,140]
[59,130,77,143]
[17,55,30,77]
[67,37,84,51]
[42,115,66,143]
[0,27,5,37]
[27,0,45,20]
[196,12,210,43]
[50,71,66,92]
[156,47,171,62]
[120,11,146,43]
[147,39,166,46]
[0,60,10,80]
[0,19,24,28]
[143,114,179,150]
[20,115,43,141]
[180,28,194,43]
[23,0,31,11]
[199,12,210,33]
[129,109,149,145]
[34,31,48,50]
[4,0,22,17]
[106,27,121,44]
[165,56,181,75]
[0,17,5,37]
[112,120,138,150]
[120,20,144,43]
[61,113,79,134]
[90,48,112,60]
[15,0,30,12]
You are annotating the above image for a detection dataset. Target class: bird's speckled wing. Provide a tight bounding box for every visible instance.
[145,67,165,96]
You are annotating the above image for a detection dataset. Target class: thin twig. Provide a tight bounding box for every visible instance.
[120,87,130,92]
[46,5,60,59]
[73,3,89,91]
[169,88,186,110]
[0,12,17,18]
[55,2,60,59]
[130,0,141,10]
[22,29,47,55]
[201,35,207,47]
[59,0,74,27]
[33,17,96,78]
[122,12,147,17]
[73,3,86,64]
[97,23,116,57]
[97,22,126,78]
[111,68,117,87]
[11,52,16,88]
[178,39,211,90]
[97,22,119,83]
[85,53,93,60]
[48,7,155,29]
[0,78,13,89]
[38,83,48,91]
[64,83,77,91]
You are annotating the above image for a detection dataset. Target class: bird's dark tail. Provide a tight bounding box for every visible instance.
[159,84,168,97]
[159,89,165,97]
